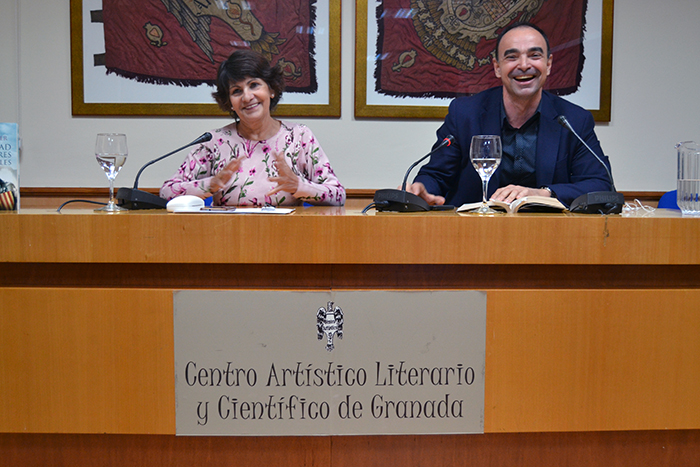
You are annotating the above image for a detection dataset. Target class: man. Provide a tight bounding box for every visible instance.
[408,22,612,208]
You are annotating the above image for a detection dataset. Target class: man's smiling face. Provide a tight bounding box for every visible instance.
[493,26,552,102]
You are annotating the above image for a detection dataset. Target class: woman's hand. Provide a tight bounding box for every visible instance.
[209,158,242,193]
[267,152,301,197]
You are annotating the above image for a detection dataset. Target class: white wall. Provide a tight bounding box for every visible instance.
[1,0,699,192]
[0,0,19,121]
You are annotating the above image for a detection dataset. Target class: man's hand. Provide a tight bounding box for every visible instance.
[491,185,550,203]
[405,182,445,206]
[267,152,301,197]
[210,158,242,193]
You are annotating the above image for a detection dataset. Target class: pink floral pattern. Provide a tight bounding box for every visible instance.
[160,121,345,206]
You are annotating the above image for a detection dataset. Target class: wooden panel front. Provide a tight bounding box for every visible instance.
[3,288,700,434]
[2,210,700,465]
[3,210,699,265]
[0,288,174,434]
[486,289,700,432]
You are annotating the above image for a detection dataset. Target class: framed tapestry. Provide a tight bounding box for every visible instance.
[71,0,341,117]
[355,0,614,122]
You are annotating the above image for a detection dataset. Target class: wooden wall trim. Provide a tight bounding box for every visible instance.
[19,187,665,201]
[17,187,664,211]
[17,187,377,209]
[19,187,379,199]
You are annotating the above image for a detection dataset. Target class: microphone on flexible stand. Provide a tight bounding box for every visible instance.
[116,132,213,210]
[371,135,455,212]
[556,116,624,214]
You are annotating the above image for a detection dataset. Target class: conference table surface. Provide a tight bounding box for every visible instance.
[2,207,699,467]
[1,205,696,265]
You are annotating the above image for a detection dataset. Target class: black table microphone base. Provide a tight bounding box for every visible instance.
[373,189,431,212]
[116,187,168,210]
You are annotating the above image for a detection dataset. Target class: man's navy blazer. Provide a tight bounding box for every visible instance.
[414,87,613,207]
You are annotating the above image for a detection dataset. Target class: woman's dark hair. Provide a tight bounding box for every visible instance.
[212,50,285,120]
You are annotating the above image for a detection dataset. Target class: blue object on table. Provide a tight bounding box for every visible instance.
[204,196,213,207]
[657,190,680,210]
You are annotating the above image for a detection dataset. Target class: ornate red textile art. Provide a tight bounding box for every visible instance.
[375,0,587,97]
[101,0,318,93]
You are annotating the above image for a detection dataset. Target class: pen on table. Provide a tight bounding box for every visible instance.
[200,206,236,211]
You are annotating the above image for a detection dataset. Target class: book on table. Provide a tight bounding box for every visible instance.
[0,123,19,211]
[457,196,567,214]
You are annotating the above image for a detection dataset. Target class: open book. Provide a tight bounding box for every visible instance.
[457,196,567,214]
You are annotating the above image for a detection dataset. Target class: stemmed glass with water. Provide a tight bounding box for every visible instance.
[95,133,128,212]
[470,135,502,214]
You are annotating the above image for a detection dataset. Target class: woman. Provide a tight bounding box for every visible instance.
[160,50,345,206]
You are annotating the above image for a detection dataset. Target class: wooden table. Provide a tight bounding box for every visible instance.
[2,207,699,466]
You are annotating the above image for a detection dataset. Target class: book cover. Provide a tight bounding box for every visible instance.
[0,123,19,211]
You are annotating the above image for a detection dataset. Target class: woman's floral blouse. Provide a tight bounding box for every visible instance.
[160,121,345,206]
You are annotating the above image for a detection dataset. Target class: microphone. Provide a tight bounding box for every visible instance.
[556,116,624,214]
[116,132,213,210]
[372,135,454,212]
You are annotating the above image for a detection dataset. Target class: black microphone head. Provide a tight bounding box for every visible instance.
[444,135,455,146]
[557,115,570,128]
[194,132,213,144]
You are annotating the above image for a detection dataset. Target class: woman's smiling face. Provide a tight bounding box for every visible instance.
[228,77,273,124]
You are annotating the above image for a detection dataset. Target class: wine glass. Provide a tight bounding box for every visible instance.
[94,133,128,212]
[470,135,502,214]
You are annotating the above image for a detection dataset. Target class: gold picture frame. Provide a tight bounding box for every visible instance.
[355,0,614,122]
[70,0,341,117]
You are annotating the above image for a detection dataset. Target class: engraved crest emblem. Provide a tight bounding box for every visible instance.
[317,301,343,352]
[412,0,546,71]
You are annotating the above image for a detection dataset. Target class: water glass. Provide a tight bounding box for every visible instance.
[677,141,700,216]
[95,133,128,212]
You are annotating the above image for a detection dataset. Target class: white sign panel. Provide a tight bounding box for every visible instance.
[174,290,486,436]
